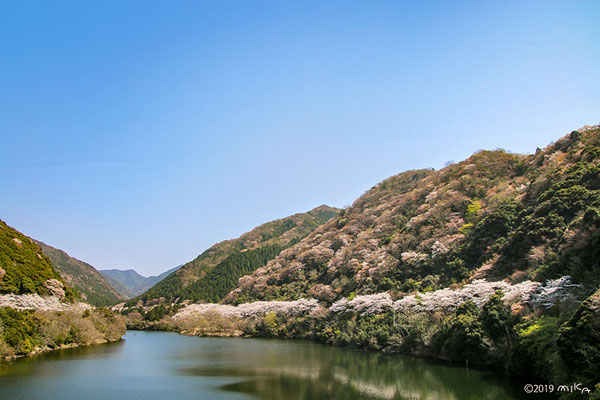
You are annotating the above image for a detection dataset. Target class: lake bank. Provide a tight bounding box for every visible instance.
[0,330,529,399]
[0,306,126,361]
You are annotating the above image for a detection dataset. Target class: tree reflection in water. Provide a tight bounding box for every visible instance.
[179,338,525,400]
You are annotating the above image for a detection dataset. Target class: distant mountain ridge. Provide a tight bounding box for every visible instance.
[34,240,127,306]
[100,266,181,298]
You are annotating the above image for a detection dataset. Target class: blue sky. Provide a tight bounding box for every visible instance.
[1,1,598,276]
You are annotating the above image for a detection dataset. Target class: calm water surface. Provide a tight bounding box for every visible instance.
[0,331,527,400]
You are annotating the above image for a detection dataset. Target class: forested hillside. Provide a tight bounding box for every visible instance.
[120,126,600,396]
[35,240,127,306]
[0,220,76,300]
[131,205,339,305]
[227,126,600,304]
[0,221,126,358]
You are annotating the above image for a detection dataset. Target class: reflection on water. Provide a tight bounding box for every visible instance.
[179,339,524,400]
[0,331,526,400]
[0,339,125,377]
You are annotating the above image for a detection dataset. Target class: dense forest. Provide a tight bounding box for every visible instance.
[0,220,77,300]
[182,244,283,303]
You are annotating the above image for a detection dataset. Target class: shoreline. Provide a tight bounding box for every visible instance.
[0,306,127,362]
[1,336,125,362]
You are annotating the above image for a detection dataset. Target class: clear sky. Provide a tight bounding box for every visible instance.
[1,1,598,276]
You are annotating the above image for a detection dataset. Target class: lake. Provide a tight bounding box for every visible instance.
[0,331,527,399]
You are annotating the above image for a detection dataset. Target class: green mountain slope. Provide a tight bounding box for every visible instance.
[100,266,181,298]
[34,240,127,306]
[0,220,76,299]
[101,274,136,298]
[0,221,126,358]
[119,125,600,393]
[132,205,339,305]
[226,125,600,303]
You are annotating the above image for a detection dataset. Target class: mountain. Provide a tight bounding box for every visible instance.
[100,266,181,298]
[34,240,127,306]
[132,205,340,305]
[119,125,600,393]
[101,273,137,298]
[0,220,76,299]
[225,125,600,304]
[0,220,126,358]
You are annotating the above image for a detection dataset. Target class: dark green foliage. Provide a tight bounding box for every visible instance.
[403,156,600,291]
[434,302,487,363]
[184,244,283,303]
[543,205,600,284]
[0,307,39,354]
[440,257,469,284]
[130,274,183,305]
[0,220,76,300]
[254,312,284,337]
[513,160,528,176]
[134,245,283,305]
[497,161,600,283]
[143,304,168,321]
[260,219,296,241]
[460,202,519,267]
[509,316,562,382]
[249,309,399,351]
[480,290,513,345]
[120,304,183,328]
[433,161,599,285]
[557,291,600,388]
[245,295,520,367]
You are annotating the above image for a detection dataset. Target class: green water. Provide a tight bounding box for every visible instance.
[0,331,527,399]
